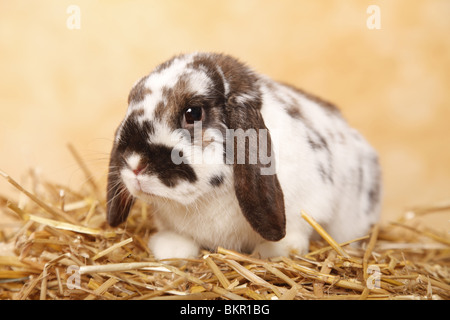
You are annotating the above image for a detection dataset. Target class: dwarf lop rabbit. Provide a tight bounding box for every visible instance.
[106,52,382,259]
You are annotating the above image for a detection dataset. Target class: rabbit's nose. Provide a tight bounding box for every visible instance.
[133,163,147,176]
[126,153,147,175]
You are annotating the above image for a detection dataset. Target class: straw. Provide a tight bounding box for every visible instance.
[0,170,78,224]
[363,224,380,284]
[0,145,449,300]
[301,210,351,259]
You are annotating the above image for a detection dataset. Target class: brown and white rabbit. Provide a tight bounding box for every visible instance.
[106,52,382,259]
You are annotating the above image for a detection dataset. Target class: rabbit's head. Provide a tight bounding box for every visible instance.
[107,53,286,241]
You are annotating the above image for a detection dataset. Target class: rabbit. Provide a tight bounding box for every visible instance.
[106,52,382,260]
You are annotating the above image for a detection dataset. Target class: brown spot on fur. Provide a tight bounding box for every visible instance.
[281,82,341,116]
[211,53,260,101]
[128,76,152,105]
[307,127,329,151]
[146,144,197,187]
[129,108,145,118]
[153,79,194,126]
[263,80,304,120]
[367,155,382,215]
[209,174,224,187]
[187,56,227,95]
[286,105,303,119]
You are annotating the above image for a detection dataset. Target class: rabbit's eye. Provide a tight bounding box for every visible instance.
[184,106,203,124]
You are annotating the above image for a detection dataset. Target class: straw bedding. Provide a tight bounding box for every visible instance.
[0,147,449,300]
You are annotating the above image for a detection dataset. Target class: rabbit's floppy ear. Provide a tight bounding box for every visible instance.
[106,148,135,227]
[225,94,286,242]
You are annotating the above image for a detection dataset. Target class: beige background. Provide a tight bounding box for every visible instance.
[0,1,449,230]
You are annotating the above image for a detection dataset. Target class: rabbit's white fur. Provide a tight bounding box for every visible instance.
[107,52,381,259]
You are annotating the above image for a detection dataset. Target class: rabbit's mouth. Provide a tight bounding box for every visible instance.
[121,167,201,205]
